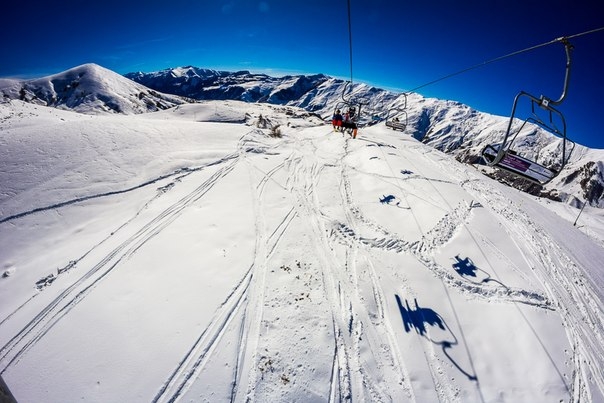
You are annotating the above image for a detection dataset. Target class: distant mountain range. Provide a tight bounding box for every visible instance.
[125,67,332,106]
[1,63,602,207]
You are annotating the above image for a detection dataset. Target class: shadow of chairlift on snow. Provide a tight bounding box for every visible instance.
[452,255,507,287]
[379,194,410,209]
[380,195,397,204]
[395,295,478,381]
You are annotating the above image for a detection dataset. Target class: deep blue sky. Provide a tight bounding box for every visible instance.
[3,1,604,148]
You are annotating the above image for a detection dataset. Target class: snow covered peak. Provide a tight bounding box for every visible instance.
[0,63,186,114]
[167,66,219,78]
[125,66,330,104]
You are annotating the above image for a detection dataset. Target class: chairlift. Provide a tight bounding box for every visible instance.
[385,109,408,131]
[385,93,408,131]
[481,38,575,186]
[356,98,384,126]
[342,81,368,120]
[332,81,368,137]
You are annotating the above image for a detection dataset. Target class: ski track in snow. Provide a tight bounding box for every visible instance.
[330,187,552,310]
[151,263,253,403]
[417,144,604,401]
[337,145,417,402]
[286,133,358,402]
[271,131,418,402]
[153,131,294,402]
[0,166,196,225]
[337,137,480,402]
[0,147,242,375]
[322,131,583,401]
[461,178,604,401]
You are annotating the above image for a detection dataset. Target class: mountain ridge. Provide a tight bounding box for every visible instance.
[126,66,331,105]
[0,63,187,114]
[2,63,602,207]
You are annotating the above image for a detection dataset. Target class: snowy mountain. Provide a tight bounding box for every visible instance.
[1,99,603,402]
[0,63,187,114]
[130,66,604,208]
[125,66,331,105]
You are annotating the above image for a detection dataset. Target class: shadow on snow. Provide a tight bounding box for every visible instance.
[452,255,507,287]
[395,295,478,382]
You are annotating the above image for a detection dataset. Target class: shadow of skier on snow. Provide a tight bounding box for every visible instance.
[395,295,478,382]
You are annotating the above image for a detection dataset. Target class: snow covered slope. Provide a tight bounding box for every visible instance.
[1,100,603,402]
[0,63,187,114]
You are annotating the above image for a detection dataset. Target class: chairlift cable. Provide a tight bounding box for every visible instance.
[347,0,354,90]
[331,0,362,137]
[403,26,604,96]
[564,26,604,40]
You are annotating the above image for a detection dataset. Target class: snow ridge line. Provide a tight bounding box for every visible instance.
[0,154,238,225]
[0,156,240,374]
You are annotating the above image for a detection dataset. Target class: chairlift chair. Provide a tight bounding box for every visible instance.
[481,93,575,185]
[333,101,360,133]
[332,81,367,135]
[385,93,408,131]
[385,108,408,131]
[481,38,575,186]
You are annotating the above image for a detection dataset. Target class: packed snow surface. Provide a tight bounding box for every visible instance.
[1,100,603,402]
